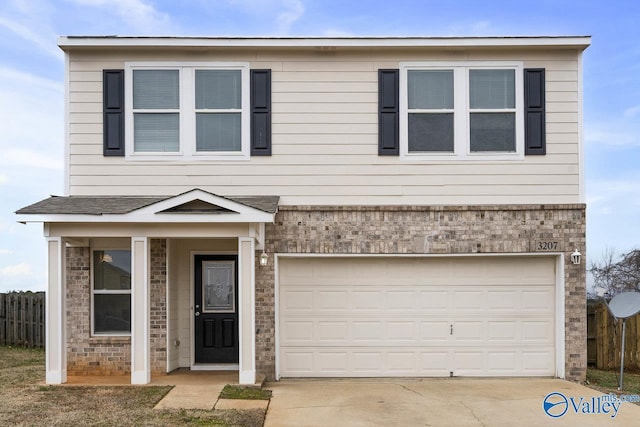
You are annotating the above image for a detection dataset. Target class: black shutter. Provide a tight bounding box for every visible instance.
[103,70,125,156]
[524,68,546,155]
[378,69,400,155]
[250,69,272,156]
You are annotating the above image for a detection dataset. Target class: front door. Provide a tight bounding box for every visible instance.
[194,255,239,364]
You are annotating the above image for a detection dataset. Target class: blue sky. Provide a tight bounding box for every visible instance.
[1,0,639,292]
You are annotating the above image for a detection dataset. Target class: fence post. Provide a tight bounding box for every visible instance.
[0,293,5,345]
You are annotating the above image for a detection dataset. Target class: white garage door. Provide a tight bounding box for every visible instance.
[278,256,557,377]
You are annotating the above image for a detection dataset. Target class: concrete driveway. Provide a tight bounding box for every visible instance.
[264,378,640,426]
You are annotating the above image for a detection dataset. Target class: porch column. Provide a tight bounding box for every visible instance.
[238,237,256,384]
[45,237,66,384]
[131,237,150,384]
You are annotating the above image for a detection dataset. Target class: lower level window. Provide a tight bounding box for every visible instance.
[93,250,131,335]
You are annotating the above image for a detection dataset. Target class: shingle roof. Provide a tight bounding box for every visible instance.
[16,194,280,215]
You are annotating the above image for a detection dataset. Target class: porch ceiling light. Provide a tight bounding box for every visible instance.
[260,251,268,266]
[570,248,581,265]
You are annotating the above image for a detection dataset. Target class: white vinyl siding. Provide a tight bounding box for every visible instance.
[278,256,557,378]
[67,49,582,205]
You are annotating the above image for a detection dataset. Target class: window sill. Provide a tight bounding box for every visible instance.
[400,152,524,162]
[125,153,250,162]
[89,335,131,345]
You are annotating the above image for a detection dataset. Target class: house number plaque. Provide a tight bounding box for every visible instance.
[532,240,560,251]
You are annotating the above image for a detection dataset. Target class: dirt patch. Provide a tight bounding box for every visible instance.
[0,346,266,426]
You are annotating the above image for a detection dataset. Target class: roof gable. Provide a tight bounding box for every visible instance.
[16,189,278,224]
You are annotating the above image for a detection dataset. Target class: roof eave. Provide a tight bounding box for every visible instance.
[57,35,592,50]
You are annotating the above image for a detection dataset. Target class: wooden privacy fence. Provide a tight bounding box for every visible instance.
[588,302,640,370]
[0,292,45,348]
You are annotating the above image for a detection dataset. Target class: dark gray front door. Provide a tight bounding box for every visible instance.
[194,255,238,364]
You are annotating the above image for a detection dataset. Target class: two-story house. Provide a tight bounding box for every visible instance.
[17,36,590,385]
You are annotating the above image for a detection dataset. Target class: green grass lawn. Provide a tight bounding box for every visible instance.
[0,345,266,426]
[586,368,640,397]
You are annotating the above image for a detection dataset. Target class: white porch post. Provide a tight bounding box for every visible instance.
[238,237,256,384]
[45,237,66,384]
[131,237,150,384]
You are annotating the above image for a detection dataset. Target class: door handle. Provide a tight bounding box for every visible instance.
[195,311,200,316]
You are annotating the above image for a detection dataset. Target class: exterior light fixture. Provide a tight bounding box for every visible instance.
[260,251,268,266]
[570,249,581,265]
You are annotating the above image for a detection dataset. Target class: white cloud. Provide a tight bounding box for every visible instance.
[72,0,171,33]
[623,105,640,118]
[0,262,32,277]
[587,176,640,215]
[0,174,7,185]
[227,0,304,34]
[323,28,356,37]
[585,124,640,147]
[0,249,11,255]
[446,20,495,36]
[276,0,304,34]
[0,14,61,60]
[0,66,64,165]
[0,65,63,92]
[1,148,63,171]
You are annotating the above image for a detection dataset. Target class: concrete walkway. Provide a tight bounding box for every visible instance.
[265,378,640,426]
[66,370,269,411]
[152,370,269,411]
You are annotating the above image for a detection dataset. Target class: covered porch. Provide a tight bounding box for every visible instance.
[16,189,278,385]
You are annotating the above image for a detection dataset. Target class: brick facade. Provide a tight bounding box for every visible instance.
[255,204,587,381]
[65,239,167,376]
[66,246,131,375]
[150,238,167,374]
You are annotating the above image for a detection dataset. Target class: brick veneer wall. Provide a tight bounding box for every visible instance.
[255,204,587,382]
[150,238,167,374]
[66,239,168,376]
[66,246,131,375]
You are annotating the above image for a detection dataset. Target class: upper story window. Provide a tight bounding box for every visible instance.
[400,62,524,160]
[125,62,250,160]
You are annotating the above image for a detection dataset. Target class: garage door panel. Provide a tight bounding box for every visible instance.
[522,290,555,311]
[280,347,455,377]
[387,291,418,310]
[387,321,418,340]
[317,321,349,342]
[420,321,451,341]
[278,256,557,377]
[522,350,555,373]
[351,291,383,310]
[455,321,485,342]
[420,291,450,311]
[487,290,520,310]
[317,291,349,310]
[281,321,315,343]
[488,352,518,373]
[281,290,314,310]
[488,321,518,341]
[521,321,554,342]
[454,351,485,374]
[454,290,485,311]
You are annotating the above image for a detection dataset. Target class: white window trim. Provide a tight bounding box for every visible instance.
[91,248,132,337]
[400,61,524,161]
[125,61,251,161]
